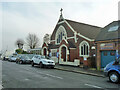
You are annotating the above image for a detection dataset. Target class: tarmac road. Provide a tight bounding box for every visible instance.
[1,60,120,89]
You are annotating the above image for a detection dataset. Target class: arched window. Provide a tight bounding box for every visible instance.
[55,25,67,44]
[79,41,89,56]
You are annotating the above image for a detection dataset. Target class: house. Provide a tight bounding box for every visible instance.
[95,20,120,69]
[27,48,42,55]
[42,9,101,66]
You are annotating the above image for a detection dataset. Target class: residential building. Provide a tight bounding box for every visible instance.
[95,20,120,69]
[27,48,42,55]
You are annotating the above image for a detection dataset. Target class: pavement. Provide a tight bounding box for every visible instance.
[54,64,105,77]
[3,61,118,88]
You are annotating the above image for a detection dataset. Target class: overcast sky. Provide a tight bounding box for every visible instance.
[0,0,119,53]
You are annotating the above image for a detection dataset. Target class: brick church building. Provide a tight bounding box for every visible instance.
[42,9,101,66]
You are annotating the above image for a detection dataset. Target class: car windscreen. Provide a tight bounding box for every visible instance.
[24,56,30,59]
[26,54,34,59]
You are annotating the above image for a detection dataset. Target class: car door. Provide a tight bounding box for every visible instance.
[33,55,37,63]
[36,55,41,64]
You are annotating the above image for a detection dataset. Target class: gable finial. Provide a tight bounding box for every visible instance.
[60,8,63,15]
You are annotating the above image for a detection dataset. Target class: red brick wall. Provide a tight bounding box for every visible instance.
[96,42,101,70]
[69,49,77,62]
[75,35,95,64]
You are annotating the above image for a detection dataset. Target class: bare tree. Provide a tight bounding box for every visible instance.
[15,39,24,49]
[26,33,40,49]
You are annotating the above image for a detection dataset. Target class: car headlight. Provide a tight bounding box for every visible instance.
[43,61,48,63]
[104,67,107,71]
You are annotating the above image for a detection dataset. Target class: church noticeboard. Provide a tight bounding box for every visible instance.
[100,43,114,50]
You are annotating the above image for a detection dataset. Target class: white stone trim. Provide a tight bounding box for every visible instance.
[77,33,94,41]
[64,19,78,43]
[67,36,75,39]
[57,21,65,25]
[50,40,55,42]
[65,19,94,42]
[64,20,76,33]
[43,42,48,46]
[79,40,89,57]
[63,36,68,44]
[51,36,74,42]
[59,44,68,62]
[55,25,67,45]
[74,32,77,43]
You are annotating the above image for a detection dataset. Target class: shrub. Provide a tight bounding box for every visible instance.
[15,49,23,54]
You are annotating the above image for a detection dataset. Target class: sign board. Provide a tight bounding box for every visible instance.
[84,57,87,61]
[100,43,114,50]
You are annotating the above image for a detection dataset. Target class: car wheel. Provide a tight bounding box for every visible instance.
[31,61,34,67]
[19,60,23,64]
[109,72,119,83]
[39,62,43,68]
[16,61,18,64]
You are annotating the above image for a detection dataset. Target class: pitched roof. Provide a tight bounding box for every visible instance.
[68,39,76,48]
[48,44,59,49]
[95,21,120,41]
[65,19,102,39]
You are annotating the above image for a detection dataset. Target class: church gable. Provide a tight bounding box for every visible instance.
[51,17,101,46]
[50,21,75,43]
[59,39,69,48]
[42,42,48,48]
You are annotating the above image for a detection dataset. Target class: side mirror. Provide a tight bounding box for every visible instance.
[113,61,119,65]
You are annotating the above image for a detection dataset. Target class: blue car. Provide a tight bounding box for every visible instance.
[104,58,120,83]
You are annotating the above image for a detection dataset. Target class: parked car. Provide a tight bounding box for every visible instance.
[3,56,9,61]
[31,55,55,68]
[16,55,31,64]
[8,56,17,62]
[104,58,120,83]
[25,54,35,62]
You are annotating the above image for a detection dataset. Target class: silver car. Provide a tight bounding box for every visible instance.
[31,55,55,68]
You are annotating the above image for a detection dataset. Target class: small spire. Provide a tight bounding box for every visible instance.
[59,8,64,20]
[60,8,63,15]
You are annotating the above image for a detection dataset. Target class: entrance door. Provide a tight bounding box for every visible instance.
[101,50,116,68]
[44,48,47,56]
[61,47,66,61]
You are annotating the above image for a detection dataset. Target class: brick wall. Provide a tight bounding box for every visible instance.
[69,49,77,62]
[96,39,119,70]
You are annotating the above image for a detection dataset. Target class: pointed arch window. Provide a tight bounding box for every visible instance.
[61,32,62,40]
[79,41,89,56]
[55,25,67,44]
